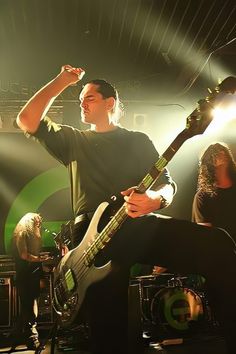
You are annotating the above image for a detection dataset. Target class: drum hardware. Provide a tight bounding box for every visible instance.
[42,221,74,258]
[42,227,62,259]
[134,273,175,323]
[53,221,74,254]
[167,276,187,288]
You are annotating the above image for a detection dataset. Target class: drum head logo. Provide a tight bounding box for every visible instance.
[152,287,203,331]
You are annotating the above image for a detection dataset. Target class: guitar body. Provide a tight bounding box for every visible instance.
[53,201,113,326]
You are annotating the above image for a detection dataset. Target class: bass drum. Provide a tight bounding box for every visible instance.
[151,286,204,337]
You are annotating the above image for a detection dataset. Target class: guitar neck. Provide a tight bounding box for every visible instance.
[100,204,127,243]
[136,129,189,193]
[84,204,128,264]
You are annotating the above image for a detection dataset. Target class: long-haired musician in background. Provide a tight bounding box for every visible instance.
[192,142,236,243]
[11,212,50,350]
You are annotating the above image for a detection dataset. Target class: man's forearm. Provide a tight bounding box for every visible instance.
[16,65,85,133]
[20,251,40,262]
[16,75,69,133]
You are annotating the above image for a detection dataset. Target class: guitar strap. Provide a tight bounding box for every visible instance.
[72,216,91,248]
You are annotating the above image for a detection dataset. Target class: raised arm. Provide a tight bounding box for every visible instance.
[16,65,85,133]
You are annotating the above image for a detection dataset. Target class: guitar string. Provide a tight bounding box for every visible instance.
[71,206,127,277]
[54,216,123,303]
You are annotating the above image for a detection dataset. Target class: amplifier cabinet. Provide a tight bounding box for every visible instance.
[14,272,54,325]
[0,277,12,328]
[0,271,54,328]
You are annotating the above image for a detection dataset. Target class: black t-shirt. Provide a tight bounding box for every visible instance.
[192,186,236,242]
[31,117,174,216]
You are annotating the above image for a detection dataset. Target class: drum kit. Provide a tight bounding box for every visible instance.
[131,272,216,341]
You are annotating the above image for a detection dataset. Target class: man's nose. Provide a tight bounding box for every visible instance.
[80,100,87,109]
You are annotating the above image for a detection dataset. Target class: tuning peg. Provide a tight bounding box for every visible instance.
[218,76,236,93]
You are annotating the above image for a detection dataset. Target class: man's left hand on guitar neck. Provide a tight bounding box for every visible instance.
[121,184,174,218]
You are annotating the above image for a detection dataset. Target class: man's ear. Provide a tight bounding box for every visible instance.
[106,97,116,112]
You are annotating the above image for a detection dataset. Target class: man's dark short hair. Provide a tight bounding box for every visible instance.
[85,79,117,100]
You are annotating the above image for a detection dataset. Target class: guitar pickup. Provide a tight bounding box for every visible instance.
[65,268,76,292]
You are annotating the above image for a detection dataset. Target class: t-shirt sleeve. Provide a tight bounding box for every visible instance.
[192,192,209,223]
[27,116,77,166]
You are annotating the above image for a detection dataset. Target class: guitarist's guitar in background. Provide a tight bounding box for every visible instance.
[53,77,236,327]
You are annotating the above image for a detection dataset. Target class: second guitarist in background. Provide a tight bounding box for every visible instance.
[192,142,236,244]
[17,65,236,354]
[11,213,50,350]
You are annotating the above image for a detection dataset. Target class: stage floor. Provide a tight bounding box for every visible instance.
[0,332,227,354]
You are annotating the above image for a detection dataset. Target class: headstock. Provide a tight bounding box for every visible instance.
[217,76,236,94]
[184,76,236,139]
